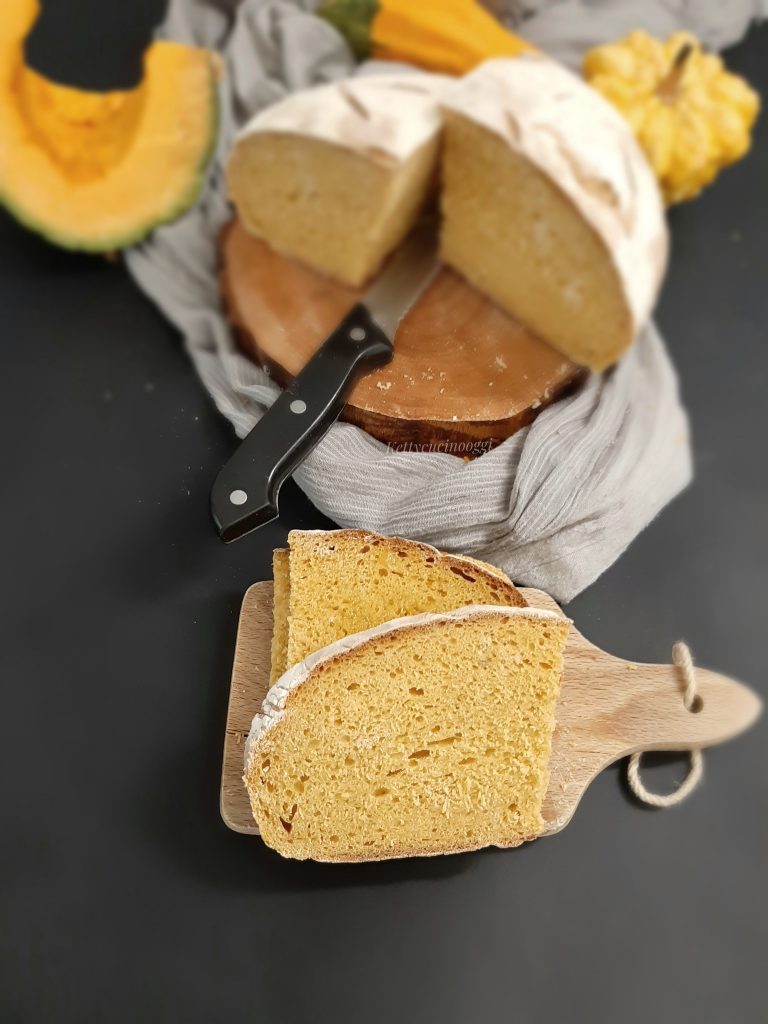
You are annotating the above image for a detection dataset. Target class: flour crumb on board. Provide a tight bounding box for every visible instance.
[376,381,392,391]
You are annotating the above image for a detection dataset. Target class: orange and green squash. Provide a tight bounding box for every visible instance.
[0,0,219,251]
[317,0,533,76]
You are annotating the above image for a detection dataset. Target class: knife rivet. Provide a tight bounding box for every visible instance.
[289,399,307,414]
[229,489,248,506]
[349,327,366,341]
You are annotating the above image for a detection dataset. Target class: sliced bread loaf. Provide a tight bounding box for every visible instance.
[245,605,568,861]
[269,529,526,682]
[227,74,446,287]
[439,56,668,371]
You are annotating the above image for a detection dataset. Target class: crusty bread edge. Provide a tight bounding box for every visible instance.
[286,529,525,603]
[269,548,290,683]
[262,831,534,864]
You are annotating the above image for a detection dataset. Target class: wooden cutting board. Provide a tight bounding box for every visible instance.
[220,582,761,839]
[220,220,585,453]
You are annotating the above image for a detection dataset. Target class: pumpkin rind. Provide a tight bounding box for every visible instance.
[0,0,219,251]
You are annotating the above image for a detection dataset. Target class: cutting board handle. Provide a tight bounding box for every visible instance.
[605,658,762,755]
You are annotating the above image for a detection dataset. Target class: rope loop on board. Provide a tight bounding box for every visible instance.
[627,642,704,807]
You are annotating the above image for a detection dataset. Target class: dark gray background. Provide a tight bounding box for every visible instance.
[1,5,766,1022]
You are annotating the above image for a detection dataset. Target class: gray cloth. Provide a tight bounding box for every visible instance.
[125,0,759,601]
[513,0,765,68]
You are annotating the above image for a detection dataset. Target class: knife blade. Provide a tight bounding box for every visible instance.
[211,220,439,542]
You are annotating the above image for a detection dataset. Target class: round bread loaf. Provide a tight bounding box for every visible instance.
[227,73,448,287]
[440,55,669,371]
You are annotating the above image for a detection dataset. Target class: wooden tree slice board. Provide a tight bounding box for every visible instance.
[220,582,761,840]
[220,220,585,452]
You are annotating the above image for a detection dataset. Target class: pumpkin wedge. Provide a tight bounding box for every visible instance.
[0,0,219,251]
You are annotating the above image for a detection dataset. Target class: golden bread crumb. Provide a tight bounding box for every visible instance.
[280,529,526,674]
[246,607,568,861]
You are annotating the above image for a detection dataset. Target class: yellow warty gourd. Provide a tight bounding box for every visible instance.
[584,30,760,205]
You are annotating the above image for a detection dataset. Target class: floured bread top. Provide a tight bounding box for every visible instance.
[441,55,669,331]
[245,603,564,769]
[236,73,450,165]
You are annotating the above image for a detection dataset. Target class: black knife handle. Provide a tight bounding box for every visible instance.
[211,304,393,539]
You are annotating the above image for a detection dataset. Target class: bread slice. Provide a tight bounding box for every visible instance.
[439,56,668,371]
[245,605,568,861]
[269,529,526,682]
[227,75,447,287]
[269,549,290,686]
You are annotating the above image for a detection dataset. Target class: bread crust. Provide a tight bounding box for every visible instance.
[288,528,526,607]
[440,55,668,359]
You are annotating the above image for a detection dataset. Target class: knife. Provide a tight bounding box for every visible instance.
[211,220,439,542]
